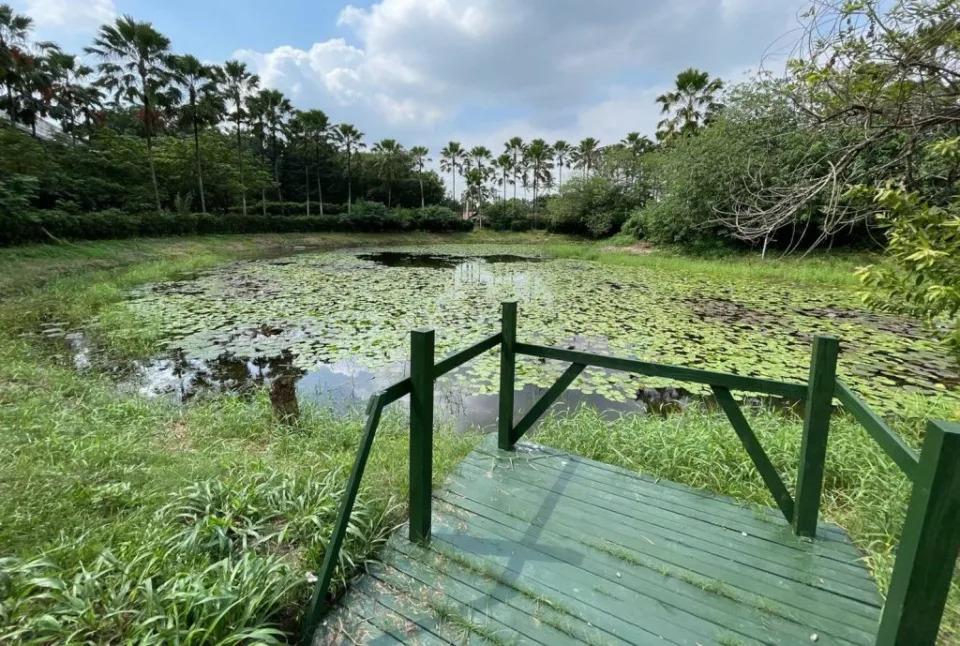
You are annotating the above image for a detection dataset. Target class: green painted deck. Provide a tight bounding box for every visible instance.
[316,435,884,646]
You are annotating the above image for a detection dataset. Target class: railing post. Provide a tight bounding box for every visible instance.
[876,421,960,646]
[409,328,434,543]
[498,301,517,450]
[794,335,839,537]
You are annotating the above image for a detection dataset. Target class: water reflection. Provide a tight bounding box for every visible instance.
[132,348,772,431]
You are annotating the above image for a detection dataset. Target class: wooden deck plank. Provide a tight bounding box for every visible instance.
[432,505,859,646]
[468,443,867,567]
[377,547,591,646]
[441,470,881,619]
[460,452,877,589]
[369,561,547,646]
[437,485,880,637]
[386,537,633,646]
[452,458,880,602]
[392,536,670,646]
[321,439,883,646]
[493,439,857,547]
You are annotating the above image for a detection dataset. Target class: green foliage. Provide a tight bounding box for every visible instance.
[0,207,471,245]
[856,179,960,360]
[0,173,37,214]
[626,80,854,248]
[485,200,535,232]
[228,201,346,216]
[546,176,632,238]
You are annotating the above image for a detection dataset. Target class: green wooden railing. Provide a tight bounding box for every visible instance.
[301,301,960,646]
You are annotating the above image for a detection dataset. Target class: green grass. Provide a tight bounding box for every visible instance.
[0,233,508,644]
[543,241,877,288]
[532,403,959,644]
[0,231,952,643]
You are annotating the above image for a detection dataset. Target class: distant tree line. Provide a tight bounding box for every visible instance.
[0,5,453,236]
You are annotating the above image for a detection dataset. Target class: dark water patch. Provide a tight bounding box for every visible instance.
[357,251,540,269]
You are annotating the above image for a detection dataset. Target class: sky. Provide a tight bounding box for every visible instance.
[12,0,807,165]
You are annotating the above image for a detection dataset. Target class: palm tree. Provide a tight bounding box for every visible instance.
[621,132,654,157]
[370,138,407,207]
[463,167,494,228]
[494,153,512,203]
[572,137,600,178]
[293,109,330,216]
[552,140,572,188]
[47,52,99,145]
[0,4,32,125]
[655,68,724,140]
[439,141,464,206]
[469,146,492,173]
[245,92,269,214]
[16,42,60,137]
[505,137,525,200]
[332,123,364,214]
[169,55,222,213]
[86,16,173,211]
[524,139,553,213]
[258,89,292,208]
[409,146,430,208]
[223,60,259,215]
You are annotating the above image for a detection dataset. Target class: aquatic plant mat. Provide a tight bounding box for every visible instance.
[116,244,959,421]
[317,435,882,645]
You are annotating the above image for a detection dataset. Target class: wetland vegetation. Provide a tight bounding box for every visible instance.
[2,0,959,642]
[1,233,958,643]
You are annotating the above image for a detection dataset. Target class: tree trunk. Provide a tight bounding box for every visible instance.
[261,134,267,217]
[193,115,206,214]
[305,165,310,216]
[6,84,16,124]
[271,128,284,214]
[452,170,456,213]
[146,131,161,211]
[387,180,392,208]
[316,143,324,216]
[419,168,424,209]
[236,115,247,216]
[346,149,352,215]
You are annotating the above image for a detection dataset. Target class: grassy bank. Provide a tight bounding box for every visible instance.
[534,405,959,644]
[2,232,541,642]
[543,241,875,288]
[0,232,952,643]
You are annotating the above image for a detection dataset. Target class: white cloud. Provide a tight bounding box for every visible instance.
[21,0,115,33]
[236,0,802,176]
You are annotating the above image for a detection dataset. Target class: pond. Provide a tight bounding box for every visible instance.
[96,244,959,425]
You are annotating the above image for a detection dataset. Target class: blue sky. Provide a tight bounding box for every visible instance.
[13,0,805,161]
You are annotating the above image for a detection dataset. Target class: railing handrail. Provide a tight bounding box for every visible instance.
[302,301,959,646]
[300,331,502,642]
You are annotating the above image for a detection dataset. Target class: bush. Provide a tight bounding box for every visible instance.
[415,205,471,232]
[0,205,473,246]
[546,176,631,238]
[485,200,534,232]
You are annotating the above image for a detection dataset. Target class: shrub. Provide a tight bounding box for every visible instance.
[546,176,631,238]
[0,205,474,246]
[485,200,534,231]
[414,205,471,232]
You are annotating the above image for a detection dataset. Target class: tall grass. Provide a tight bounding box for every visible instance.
[543,242,876,288]
[0,233,485,642]
[532,403,959,643]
